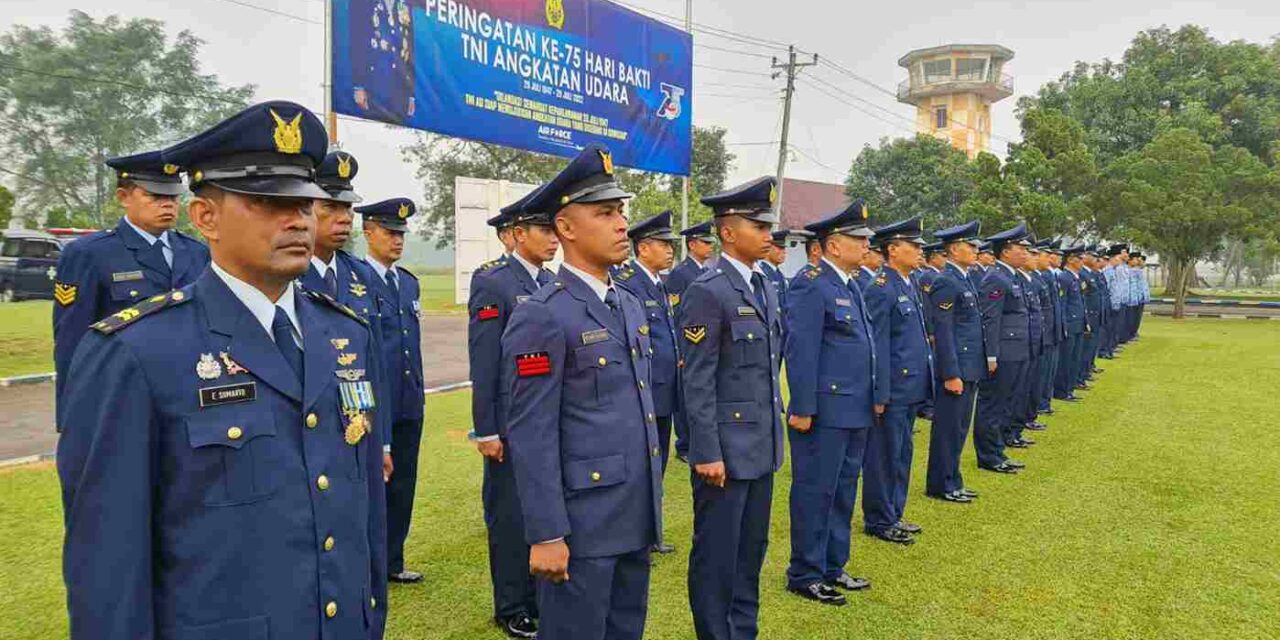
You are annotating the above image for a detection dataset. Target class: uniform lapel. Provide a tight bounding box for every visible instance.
[197,271,302,403]
[299,296,336,413]
[116,219,172,285]
[558,268,624,343]
[722,261,766,320]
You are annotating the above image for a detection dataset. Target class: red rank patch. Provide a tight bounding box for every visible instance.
[516,351,552,377]
[477,305,500,321]
[989,290,1004,300]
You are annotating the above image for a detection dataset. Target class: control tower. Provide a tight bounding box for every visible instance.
[897,44,1014,157]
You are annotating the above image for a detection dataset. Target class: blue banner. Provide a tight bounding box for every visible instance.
[332,0,692,175]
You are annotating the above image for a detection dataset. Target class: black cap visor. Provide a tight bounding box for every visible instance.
[132,178,186,197]
[208,176,330,200]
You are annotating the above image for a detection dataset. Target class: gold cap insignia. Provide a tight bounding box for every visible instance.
[769,184,778,205]
[336,154,352,178]
[193,170,203,183]
[398,203,410,219]
[861,203,869,220]
[599,149,614,176]
[163,164,179,175]
[269,108,304,154]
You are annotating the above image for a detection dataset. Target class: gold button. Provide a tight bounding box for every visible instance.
[639,381,646,389]
[404,370,411,375]
[324,536,335,551]
[747,333,754,340]
[317,475,330,491]
[227,426,243,440]
[631,348,638,358]
[902,368,909,374]
[598,357,607,366]
[647,413,655,422]
[733,412,742,419]
[306,413,318,428]
[171,291,185,301]
[371,597,377,609]
[652,447,659,457]
[591,471,602,482]
[831,384,838,390]
[130,290,138,297]
[649,348,654,355]
[325,601,337,618]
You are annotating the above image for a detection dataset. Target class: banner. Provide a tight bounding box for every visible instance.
[332,0,693,175]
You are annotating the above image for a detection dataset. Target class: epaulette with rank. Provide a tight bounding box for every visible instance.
[397,266,419,281]
[478,257,506,272]
[91,289,190,334]
[874,274,887,287]
[804,265,820,280]
[304,288,369,325]
[615,266,636,281]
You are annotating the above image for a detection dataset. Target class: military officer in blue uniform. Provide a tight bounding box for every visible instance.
[861,217,933,545]
[783,199,876,606]
[1034,240,1064,416]
[56,100,388,639]
[973,223,1033,475]
[1054,245,1087,401]
[1078,247,1105,389]
[924,221,985,503]
[468,196,558,638]
[500,144,662,640]
[1102,244,1130,358]
[679,176,784,640]
[972,242,995,278]
[615,209,682,555]
[52,150,210,430]
[358,197,426,584]
[666,220,716,308]
[854,243,883,290]
[1007,242,1044,449]
[1132,252,1150,337]
[299,151,380,325]
[761,230,790,306]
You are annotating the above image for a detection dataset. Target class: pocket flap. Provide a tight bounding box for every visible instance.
[818,378,855,395]
[564,454,626,491]
[186,409,276,450]
[572,342,623,371]
[729,320,765,343]
[717,401,754,423]
[109,280,160,303]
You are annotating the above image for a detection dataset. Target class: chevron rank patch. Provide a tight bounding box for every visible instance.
[54,282,77,306]
[683,324,707,345]
[515,351,552,378]
[938,301,954,310]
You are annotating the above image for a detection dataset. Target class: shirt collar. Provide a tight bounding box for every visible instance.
[821,257,851,285]
[719,253,761,289]
[997,260,1018,276]
[511,250,542,283]
[123,216,169,247]
[366,256,393,281]
[561,262,612,302]
[690,256,705,269]
[210,261,301,344]
[310,254,337,278]
[861,265,878,277]
[635,260,662,286]
[945,260,968,276]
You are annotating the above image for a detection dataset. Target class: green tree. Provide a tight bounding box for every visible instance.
[0,11,254,228]
[0,185,13,229]
[403,125,735,248]
[1108,128,1279,316]
[846,134,974,230]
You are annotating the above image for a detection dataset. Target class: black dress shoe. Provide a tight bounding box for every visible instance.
[1060,395,1080,402]
[959,488,979,498]
[1006,440,1030,449]
[499,613,538,639]
[1024,422,1047,431]
[787,582,847,606]
[675,453,689,464]
[980,463,1018,474]
[1039,408,1055,416]
[895,520,922,534]
[652,542,676,554]
[389,570,424,584]
[928,491,972,503]
[1017,437,1036,445]
[1092,367,1104,374]
[868,528,915,545]
[1075,383,1092,391]
[828,572,872,591]
[1003,459,1026,469]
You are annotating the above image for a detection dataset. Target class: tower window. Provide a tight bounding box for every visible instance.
[956,58,987,81]
[922,59,952,83]
[935,106,949,129]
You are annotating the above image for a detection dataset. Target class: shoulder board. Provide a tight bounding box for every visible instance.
[91,289,190,334]
[303,288,369,325]
[615,267,635,282]
[396,267,418,282]
[874,274,887,287]
[478,258,506,272]
[533,279,570,302]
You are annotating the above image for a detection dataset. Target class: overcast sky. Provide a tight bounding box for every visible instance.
[3,0,1277,209]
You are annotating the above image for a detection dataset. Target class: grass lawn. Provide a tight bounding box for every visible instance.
[416,272,464,314]
[1158,289,1280,302]
[0,301,53,378]
[3,316,1279,639]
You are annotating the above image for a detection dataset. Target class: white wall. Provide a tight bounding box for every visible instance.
[453,177,537,305]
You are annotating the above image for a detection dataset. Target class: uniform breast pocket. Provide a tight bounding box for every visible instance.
[185,408,284,507]
[962,291,977,308]
[729,320,769,367]
[109,279,163,303]
[896,301,916,317]
[570,342,626,408]
[826,304,858,336]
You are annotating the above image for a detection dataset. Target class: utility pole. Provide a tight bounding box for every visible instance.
[324,0,338,145]
[771,46,817,215]
[681,0,692,259]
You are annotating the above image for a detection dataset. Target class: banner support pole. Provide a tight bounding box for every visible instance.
[325,0,338,145]
[681,0,692,258]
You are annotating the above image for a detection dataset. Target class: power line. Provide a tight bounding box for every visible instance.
[0,62,245,105]
[796,76,919,137]
[725,141,782,147]
[788,144,847,178]
[693,63,772,78]
[694,43,775,60]
[699,80,779,91]
[209,0,321,24]
[698,93,780,101]
[804,73,922,130]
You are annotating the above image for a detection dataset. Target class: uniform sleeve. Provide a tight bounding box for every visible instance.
[677,281,725,465]
[364,323,389,634]
[783,275,823,417]
[467,275,508,439]
[929,278,962,381]
[863,284,893,406]
[52,242,102,430]
[56,333,156,639]
[978,274,1006,363]
[503,300,570,545]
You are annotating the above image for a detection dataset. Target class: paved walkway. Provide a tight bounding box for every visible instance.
[0,314,470,461]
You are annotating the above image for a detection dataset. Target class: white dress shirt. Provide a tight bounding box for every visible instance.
[210,261,301,347]
[123,216,173,267]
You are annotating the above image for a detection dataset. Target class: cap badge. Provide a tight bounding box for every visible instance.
[861,203,869,220]
[269,109,304,154]
[163,164,179,175]
[398,203,410,219]
[599,149,614,176]
[769,184,778,205]
[337,154,352,178]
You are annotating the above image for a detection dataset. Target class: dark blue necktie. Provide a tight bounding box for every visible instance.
[750,272,767,311]
[385,269,399,299]
[536,269,552,286]
[272,306,303,382]
[323,269,337,297]
[604,288,625,331]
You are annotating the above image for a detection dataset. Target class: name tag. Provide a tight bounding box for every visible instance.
[199,382,256,408]
[112,270,145,282]
[581,328,610,345]
[736,306,757,316]
[897,295,909,303]
[644,300,660,308]
[835,298,852,307]
[516,295,530,304]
